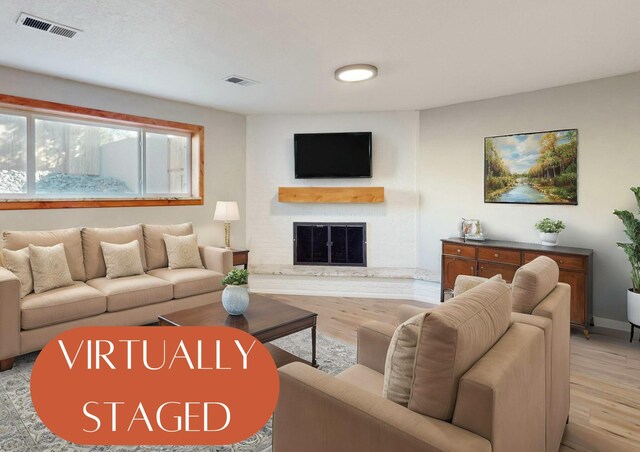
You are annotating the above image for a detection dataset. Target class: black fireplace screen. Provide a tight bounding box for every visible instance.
[293,222,366,266]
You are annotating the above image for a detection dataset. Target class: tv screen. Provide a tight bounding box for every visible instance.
[294,132,372,178]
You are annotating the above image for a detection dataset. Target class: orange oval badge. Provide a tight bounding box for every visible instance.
[30,326,279,445]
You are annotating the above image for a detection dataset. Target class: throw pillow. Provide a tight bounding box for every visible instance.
[1,247,33,298]
[383,312,427,406]
[453,273,504,297]
[100,240,145,279]
[163,234,204,269]
[29,243,74,294]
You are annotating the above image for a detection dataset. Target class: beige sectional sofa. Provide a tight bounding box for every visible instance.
[0,223,232,371]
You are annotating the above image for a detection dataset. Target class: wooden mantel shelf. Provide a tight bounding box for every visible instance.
[278,186,384,203]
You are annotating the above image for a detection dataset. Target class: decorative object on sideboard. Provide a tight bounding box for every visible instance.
[221,268,250,315]
[535,218,566,246]
[613,186,640,342]
[214,201,240,249]
[462,218,484,241]
[484,129,578,205]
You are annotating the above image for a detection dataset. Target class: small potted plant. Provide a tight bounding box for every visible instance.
[613,187,640,340]
[221,268,250,315]
[535,218,565,246]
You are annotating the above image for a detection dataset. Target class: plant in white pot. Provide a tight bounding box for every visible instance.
[221,268,250,315]
[535,218,565,246]
[613,186,640,342]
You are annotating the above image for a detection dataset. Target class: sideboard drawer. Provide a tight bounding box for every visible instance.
[477,262,519,283]
[443,243,476,259]
[524,252,585,270]
[478,247,521,265]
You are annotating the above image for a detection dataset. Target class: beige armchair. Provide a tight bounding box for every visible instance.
[274,281,547,452]
[396,256,570,452]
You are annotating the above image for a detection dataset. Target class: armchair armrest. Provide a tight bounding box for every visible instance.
[274,362,491,452]
[0,267,21,361]
[198,246,233,275]
[357,321,396,374]
[397,304,434,324]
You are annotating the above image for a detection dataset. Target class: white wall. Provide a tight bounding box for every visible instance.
[419,72,640,324]
[0,66,246,248]
[246,112,419,268]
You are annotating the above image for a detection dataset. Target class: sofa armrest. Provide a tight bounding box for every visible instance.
[397,304,434,324]
[198,246,233,275]
[274,362,491,452]
[0,267,21,361]
[357,321,396,374]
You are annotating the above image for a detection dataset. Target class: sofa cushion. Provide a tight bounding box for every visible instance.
[100,240,145,279]
[3,228,85,281]
[383,313,426,406]
[408,280,511,421]
[21,281,106,330]
[336,364,384,396]
[163,234,204,269]
[82,225,147,280]
[453,274,504,297]
[511,256,559,314]
[143,223,193,270]
[29,244,74,294]
[87,274,173,312]
[1,247,32,298]
[147,267,224,299]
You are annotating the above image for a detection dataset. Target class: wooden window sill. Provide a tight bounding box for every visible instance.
[0,197,204,210]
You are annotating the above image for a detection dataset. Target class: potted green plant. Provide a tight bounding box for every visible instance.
[221,268,250,315]
[613,187,640,340]
[534,218,566,246]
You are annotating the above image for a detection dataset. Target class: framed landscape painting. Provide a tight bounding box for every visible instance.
[484,129,578,205]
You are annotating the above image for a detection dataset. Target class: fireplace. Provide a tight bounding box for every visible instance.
[293,222,366,266]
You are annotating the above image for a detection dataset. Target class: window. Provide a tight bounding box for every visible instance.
[0,94,203,209]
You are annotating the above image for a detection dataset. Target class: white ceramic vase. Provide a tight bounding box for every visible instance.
[222,285,250,315]
[539,232,559,246]
[628,289,640,327]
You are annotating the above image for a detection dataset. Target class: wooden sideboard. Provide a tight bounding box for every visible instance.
[441,238,593,336]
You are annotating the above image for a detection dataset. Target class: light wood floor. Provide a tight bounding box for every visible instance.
[268,294,640,452]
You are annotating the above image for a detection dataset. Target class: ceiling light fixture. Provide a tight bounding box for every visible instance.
[335,64,378,82]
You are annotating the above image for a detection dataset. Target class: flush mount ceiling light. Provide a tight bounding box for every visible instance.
[335,64,378,82]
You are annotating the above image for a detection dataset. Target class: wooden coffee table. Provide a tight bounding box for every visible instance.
[158,294,318,368]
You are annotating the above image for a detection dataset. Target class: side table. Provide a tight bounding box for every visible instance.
[231,248,250,269]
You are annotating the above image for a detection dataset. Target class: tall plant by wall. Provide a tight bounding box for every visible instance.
[614,187,640,293]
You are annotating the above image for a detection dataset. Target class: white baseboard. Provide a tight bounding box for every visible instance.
[249,274,440,305]
[592,316,630,332]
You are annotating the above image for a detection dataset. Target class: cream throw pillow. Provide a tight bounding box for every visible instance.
[163,234,204,269]
[2,247,33,298]
[100,240,145,279]
[29,243,74,294]
[453,274,504,297]
[383,312,427,406]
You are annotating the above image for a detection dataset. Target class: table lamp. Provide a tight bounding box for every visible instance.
[214,201,240,249]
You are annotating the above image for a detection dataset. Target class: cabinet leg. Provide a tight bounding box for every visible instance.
[582,329,590,340]
[632,324,635,344]
[0,357,15,372]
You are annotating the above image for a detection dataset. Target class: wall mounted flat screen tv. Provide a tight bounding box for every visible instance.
[294,132,372,178]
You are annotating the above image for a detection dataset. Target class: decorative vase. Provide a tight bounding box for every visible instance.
[539,232,559,246]
[222,285,250,315]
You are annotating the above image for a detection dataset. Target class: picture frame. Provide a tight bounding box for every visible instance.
[484,129,578,205]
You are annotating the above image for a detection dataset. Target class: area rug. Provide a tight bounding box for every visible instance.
[0,330,356,451]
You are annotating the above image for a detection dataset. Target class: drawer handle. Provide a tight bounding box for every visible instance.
[494,253,499,258]
[480,266,484,271]
[559,259,564,264]
[457,249,461,253]
[470,266,474,271]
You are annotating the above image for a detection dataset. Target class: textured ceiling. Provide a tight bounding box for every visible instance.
[1,0,639,114]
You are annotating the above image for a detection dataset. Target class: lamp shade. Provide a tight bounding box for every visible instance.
[214,201,240,222]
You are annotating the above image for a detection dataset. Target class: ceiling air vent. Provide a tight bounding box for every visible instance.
[17,13,81,39]
[223,75,258,87]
